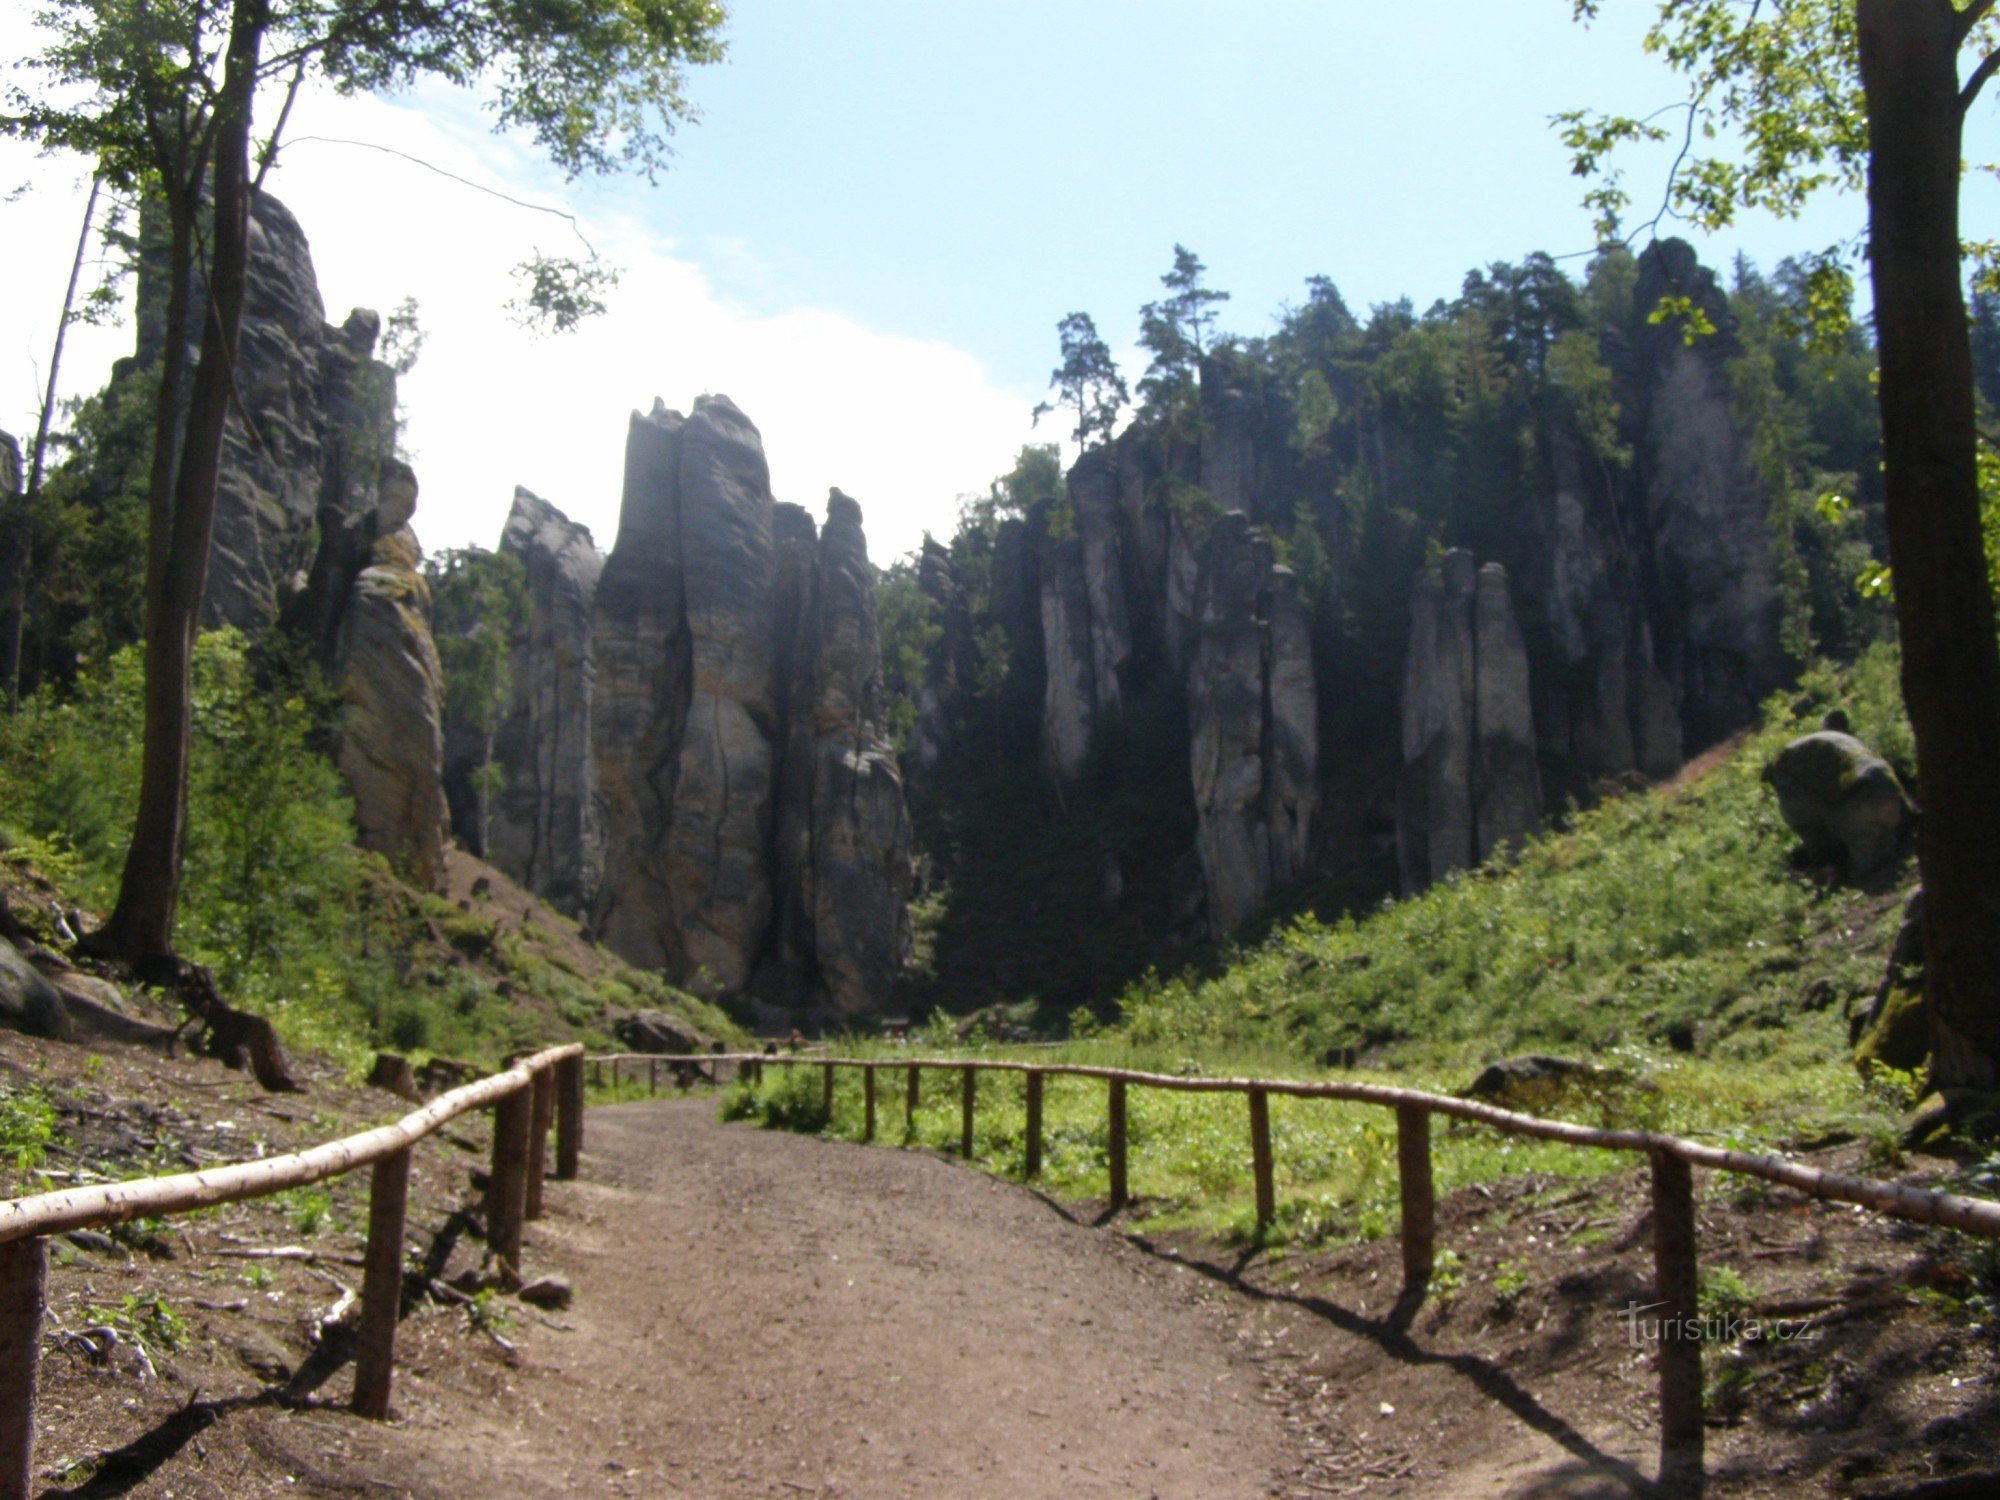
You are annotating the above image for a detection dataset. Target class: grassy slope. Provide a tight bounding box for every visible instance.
[734,645,1946,1245]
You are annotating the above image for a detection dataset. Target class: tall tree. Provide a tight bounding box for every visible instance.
[7,0,726,961]
[1137,243,1230,412]
[1034,311,1128,449]
[1566,0,2000,1093]
[428,546,527,857]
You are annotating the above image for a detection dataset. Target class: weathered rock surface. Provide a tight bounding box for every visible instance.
[591,397,912,1018]
[130,194,401,636]
[119,193,451,891]
[333,505,449,889]
[1038,451,1133,788]
[1765,727,1915,878]
[0,935,70,1040]
[486,488,605,913]
[1398,552,1543,893]
[1189,512,1319,937]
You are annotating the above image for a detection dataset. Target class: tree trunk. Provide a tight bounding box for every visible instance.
[3,179,101,708]
[91,0,270,961]
[1858,0,2000,1090]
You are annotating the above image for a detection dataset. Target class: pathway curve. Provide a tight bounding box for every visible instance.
[376,1099,1295,1498]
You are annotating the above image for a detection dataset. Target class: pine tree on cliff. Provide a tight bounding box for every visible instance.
[8,0,725,962]
[1567,0,2000,1094]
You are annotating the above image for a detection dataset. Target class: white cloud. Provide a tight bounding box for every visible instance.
[1,73,1042,570]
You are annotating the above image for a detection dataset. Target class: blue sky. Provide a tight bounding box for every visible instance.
[5,3,1997,563]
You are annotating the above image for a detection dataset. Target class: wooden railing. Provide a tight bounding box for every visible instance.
[0,1044,587,1500]
[633,1050,2000,1496]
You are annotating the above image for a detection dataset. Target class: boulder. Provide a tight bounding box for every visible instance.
[0,937,70,1040]
[1765,728,1914,878]
[612,1010,706,1055]
[1464,1055,1620,1103]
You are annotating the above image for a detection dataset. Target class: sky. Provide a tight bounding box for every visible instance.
[6,2,2000,567]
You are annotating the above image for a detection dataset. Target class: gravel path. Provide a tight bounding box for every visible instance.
[379,1099,1295,1498]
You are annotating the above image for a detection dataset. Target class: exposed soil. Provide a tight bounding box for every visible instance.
[7,1031,2000,1499]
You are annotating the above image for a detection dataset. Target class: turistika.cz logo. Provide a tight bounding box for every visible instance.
[1618,1300,1818,1348]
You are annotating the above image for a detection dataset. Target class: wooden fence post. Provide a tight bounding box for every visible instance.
[822,1062,836,1122]
[864,1066,878,1142]
[591,1059,602,1090]
[487,1086,532,1284]
[0,1236,46,1500]
[555,1054,584,1180]
[1024,1069,1044,1179]
[524,1067,555,1221]
[1248,1088,1275,1233]
[352,1146,411,1419]
[906,1064,921,1134]
[1651,1149,1704,1495]
[960,1066,977,1158]
[1396,1104,1435,1293]
[1107,1077,1129,1210]
[649,1058,659,1095]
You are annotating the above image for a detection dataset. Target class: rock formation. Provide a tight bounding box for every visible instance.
[1039,448,1133,787]
[591,396,912,1018]
[331,469,450,888]
[1188,512,1319,936]
[1628,241,1785,746]
[1397,552,1544,893]
[1765,720,1915,879]
[486,488,605,913]
[130,194,402,635]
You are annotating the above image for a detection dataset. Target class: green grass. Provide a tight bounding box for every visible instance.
[727,646,1920,1245]
[1115,645,1912,1076]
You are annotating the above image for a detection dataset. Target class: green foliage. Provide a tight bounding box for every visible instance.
[428,547,528,738]
[86,1292,187,1358]
[0,630,360,1000]
[1138,243,1231,417]
[0,1087,57,1175]
[875,558,944,752]
[509,252,622,337]
[1034,312,1127,448]
[1116,646,1910,1077]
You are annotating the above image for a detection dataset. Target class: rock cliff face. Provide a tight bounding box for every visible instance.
[487,488,605,913]
[922,237,1796,938]
[331,475,449,889]
[1188,513,1319,935]
[1039,448,1134,787]
[117,193,450,889]
[589,396,912,1018]
[132,194,403,637]
[1396,552,1543,893]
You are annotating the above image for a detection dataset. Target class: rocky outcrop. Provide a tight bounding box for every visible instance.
[1188,512,1319,936]
[778,490,915,1012]
[130,193,401,636]
[486,488,605,913]
[332,474,449,889]
[1038,450,1133,787]
[1397,552,1543,893]
[907,536,961,780]
[1628,241,1785,746]
[116,193,451,890]
[591,396,912,1018]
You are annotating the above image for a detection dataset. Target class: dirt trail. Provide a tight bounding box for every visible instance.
[369,1099,1295,1497]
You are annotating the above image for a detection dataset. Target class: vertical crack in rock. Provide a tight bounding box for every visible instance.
[588,398,912,1019]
